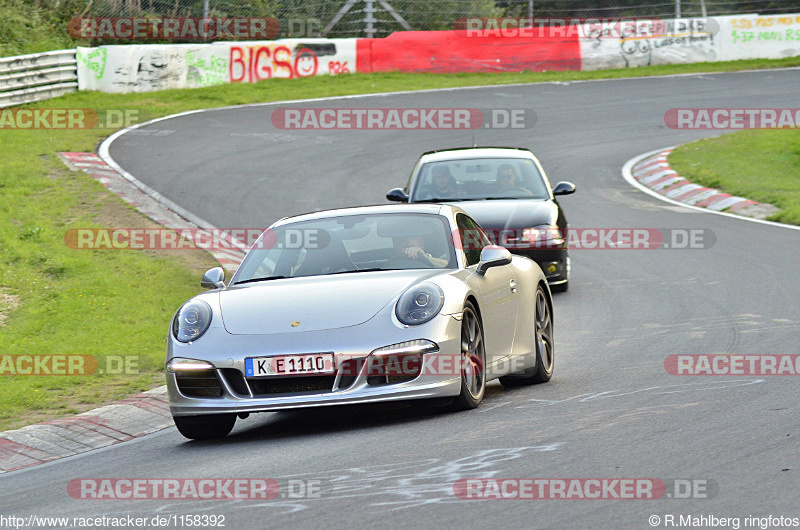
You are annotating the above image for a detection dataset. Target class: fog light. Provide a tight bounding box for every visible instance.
[545,262,559,274]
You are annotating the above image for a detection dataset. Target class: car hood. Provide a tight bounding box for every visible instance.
[449,199,558,229]
[219,270,441,335]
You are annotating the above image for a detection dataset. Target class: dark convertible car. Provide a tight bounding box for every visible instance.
[387,147,576,291]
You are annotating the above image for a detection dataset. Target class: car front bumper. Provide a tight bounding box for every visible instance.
[167,313,464,416]
[510,247,569,284]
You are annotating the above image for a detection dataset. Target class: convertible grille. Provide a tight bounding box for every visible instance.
[247,375,335,396]
[175,370,223,398]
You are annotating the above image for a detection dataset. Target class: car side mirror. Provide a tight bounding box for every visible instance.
[477,245,512,275]
[201,267,226,289]
[386,188,409,202]
[552,181,576,196]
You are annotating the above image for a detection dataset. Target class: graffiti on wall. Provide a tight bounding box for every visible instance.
[229,42,352,82]
[185,50,228,87]
[580,18,717,70]
[718,14,800,61]
[729,15,800,44]
[76,47,108,80]
[76,40,356,93]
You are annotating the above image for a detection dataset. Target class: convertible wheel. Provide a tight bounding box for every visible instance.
[173,413,236,440]
[451,301,486,410]
[500,285,554,386]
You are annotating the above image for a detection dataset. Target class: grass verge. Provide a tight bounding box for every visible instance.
[1,57,799,431]
[668,129,800,225]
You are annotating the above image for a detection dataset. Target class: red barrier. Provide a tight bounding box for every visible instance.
[356,30,581,73]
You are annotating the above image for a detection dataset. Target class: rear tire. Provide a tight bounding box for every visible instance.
[173,414,236,440]
[450,302,486,410]
[500,285,554,386]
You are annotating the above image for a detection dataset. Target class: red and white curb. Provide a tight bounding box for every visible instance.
[58,152,247,271]
[629,148,779,219]
[0,388,171,474]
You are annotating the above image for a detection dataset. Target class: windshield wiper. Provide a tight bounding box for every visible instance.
[413,197,479,203]
[329,268,402,274]
[234,275,286,285]
[413,197,457,203]
[481,196,542,201]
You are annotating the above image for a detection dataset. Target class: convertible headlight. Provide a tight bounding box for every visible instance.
[396,283,444,326]
[172,300,213,343]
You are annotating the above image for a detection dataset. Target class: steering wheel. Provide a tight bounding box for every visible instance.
[387,251,436,269]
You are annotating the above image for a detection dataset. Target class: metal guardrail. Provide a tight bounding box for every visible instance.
[0,49,78,108]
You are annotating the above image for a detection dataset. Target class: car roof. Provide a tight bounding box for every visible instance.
[272,203,464,228]
[418,147,536,164]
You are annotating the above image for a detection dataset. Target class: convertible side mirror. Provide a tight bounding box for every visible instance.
[477,246,512,275]
[386,188,409,202]
[201,267,226,289]
[552,181,576,196]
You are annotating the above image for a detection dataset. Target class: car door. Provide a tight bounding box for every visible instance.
[457,214,518,367]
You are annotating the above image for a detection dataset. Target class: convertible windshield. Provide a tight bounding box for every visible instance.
[234,213,457,283]
[411,157,550,202]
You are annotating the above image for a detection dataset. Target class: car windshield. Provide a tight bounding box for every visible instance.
[410,157,550,201]
[233,213,457,283]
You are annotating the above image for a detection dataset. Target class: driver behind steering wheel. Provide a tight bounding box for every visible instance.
[393,235,448,267]
[496,164,533,196]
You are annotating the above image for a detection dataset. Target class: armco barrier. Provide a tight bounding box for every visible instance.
[0,50,78,107]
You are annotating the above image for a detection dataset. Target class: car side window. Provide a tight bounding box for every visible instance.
[456,214,491,267]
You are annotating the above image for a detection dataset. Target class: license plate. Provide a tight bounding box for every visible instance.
[245,353,335,377]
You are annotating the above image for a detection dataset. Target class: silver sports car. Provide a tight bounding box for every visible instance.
[166,204,555,439]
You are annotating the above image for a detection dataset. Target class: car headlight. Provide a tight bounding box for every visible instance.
[396,283,444,326]
[172,300,213,343]
[522,225,565,247]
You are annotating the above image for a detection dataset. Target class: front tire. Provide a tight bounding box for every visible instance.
[173,413,236,440]
[450,301,486,410]
[500,285,554,386]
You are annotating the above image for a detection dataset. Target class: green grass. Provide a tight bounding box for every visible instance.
[0,127,219,430]
[668,129,800,225]
[1,57,800,431]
